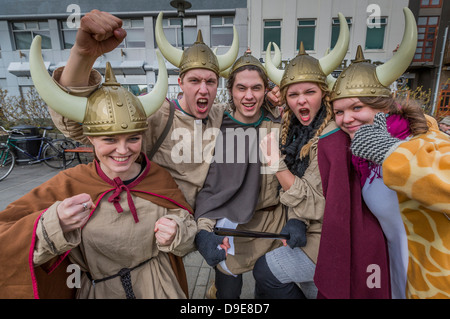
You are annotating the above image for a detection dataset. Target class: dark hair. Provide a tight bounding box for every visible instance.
[357,96,429,136]
[226,65,269,93]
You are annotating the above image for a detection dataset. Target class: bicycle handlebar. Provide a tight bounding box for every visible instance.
[0,126,24,135]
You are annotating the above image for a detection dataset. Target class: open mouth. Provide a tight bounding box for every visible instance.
[242,102,256,111]
[197,98,209,113]
[298,108,310,122]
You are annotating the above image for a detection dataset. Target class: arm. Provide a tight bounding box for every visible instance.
[155,209,197,256]
[33,193,94,266]
[60,10,126,87]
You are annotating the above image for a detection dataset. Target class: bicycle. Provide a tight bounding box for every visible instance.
[0,126,77,181]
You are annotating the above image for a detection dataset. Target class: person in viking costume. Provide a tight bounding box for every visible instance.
[193,47,286,299]
[330,7,450,299]
[48,10,240,210]
[250,13,389,299]
[0,36,196,299]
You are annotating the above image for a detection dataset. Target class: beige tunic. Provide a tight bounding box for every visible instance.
[49,67,225,209]
[280,121,338,264]
[33,193,196,299]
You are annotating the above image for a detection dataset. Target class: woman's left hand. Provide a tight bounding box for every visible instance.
[154,217,178,246]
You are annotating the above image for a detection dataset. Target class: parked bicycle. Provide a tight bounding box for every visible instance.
[0,126,77,181]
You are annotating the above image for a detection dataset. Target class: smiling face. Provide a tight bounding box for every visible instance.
[332,97,382,139]
[230,69,266,124]
[178,69,219,119]
[285,82,324,126]
[88,133,143,181]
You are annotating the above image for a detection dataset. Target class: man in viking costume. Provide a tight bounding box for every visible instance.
[49,10,239,210]
[193,48,286,298]
[0,36,196,299]
[329,7,450,299]
[255,13,392,299]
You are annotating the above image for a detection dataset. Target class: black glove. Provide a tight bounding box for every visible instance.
[281,219,307,249]
[350,112,402,165]
[195,230,227,267]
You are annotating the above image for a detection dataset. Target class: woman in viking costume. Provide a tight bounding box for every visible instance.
[0,36,196,299]
[48,10,240,210]
[330,7,450,299]
[253,13,391,299]
[193,47,286,299]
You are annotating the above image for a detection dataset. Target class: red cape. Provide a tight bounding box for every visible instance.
[315,129,391,299]
[0,155,192,299]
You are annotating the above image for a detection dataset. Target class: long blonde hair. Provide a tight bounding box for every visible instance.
[280,82,333,159]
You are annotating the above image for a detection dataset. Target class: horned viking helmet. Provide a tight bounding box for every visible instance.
[329,8,417,101]
[29,36,168,136]
[266,13,349,89]
[155,12,239,76]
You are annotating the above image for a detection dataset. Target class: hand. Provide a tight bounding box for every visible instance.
[281,219,307,249]
[351,112,402,165]
[73,10,127,59]
[260,131,280,167]
[195,230,229,267]
[154,217,178,246]
[266,85,281,107]
[56,193,94,233]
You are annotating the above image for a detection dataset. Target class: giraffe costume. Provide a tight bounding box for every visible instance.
[383,124,450,298]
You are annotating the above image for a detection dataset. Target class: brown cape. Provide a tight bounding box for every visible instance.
[0,156,192,299]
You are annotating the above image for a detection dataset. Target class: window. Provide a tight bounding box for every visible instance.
[420,0,442,8]
[365,17,387,50]
[330,18,352,49]
[12,21,51,50]
[414,16,439,62]
[117,19,145,48]
[263,20,281,51]
[297,19,316,51]
[211,16,234,46]
[123,84,148,96]
[162,17,197,48]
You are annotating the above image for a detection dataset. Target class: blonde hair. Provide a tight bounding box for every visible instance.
[280,82,333,159]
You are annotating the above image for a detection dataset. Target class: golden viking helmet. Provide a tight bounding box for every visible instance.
[266,13,349,89]
[29,36,168,136]
[155,12,239,76]
[220,44,282,78]
[329,8,417,101]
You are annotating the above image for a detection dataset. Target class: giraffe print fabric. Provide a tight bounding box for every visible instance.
[383,127,450,299]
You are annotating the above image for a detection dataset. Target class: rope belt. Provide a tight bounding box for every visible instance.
[87,257,153,299]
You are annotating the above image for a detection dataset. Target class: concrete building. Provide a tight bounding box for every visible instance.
[1,0,448,114]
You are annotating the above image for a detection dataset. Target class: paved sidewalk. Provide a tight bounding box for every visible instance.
[0,162,255,299]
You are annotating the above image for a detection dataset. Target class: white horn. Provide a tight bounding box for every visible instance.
[155,12,183,68]
[319,13,349,75]
[265,42,284,86]
[138,50,168,117]
[216,26,239,71]
[29,36,87,123]
[376,7,417,87]
[269,42,282,68]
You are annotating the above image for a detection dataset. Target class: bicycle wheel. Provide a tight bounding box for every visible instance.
[42,139,77,169]
[0,144,15,181]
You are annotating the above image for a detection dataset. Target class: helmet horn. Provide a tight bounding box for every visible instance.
[215,26,240,71]
[265,42,284,86]
[155,12,183,68]
[138,50,168,117]
[29,36,87,123]
[376,7,417,87]
[319,13,349,75]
